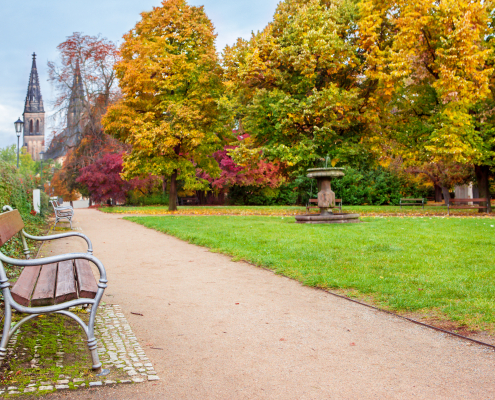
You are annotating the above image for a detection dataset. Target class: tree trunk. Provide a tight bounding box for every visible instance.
[168,170,178,211]
[474,165,492,213]
[434,184,442,202]
[89,198,92,207]
[441,187,450,206]
[162,177,168,195]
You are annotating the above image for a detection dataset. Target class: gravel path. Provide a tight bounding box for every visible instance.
[44,209,494,399]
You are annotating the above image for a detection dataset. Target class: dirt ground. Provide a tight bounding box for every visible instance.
[39,209,494,400]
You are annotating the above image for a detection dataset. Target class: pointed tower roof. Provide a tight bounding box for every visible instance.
[24,53,44,113]
[68,59,85,109]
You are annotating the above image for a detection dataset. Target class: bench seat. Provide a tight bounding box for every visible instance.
[11,260,97,307]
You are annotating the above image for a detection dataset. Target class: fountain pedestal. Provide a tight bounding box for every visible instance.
[295,168,360,224]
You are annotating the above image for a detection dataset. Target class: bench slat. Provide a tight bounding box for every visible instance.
[31,263,58,306]
[0,210,24,247]
[75,259,98,299]
[11,266,41,306]
[55,261,77,304]
[450,198,488,202]
[449,206,487,209]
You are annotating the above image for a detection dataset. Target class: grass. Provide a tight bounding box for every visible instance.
[0,312,93,391]
[0,309,127,396]
[99,204,495,217]
[126,215,495,333]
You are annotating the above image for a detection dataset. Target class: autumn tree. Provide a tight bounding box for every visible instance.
[222,0,385,173]
[47,33,124,197]
[76,152,158,204]
[103,0,224,211]
[406,162,474,204]
[359,0,494,210]
[48,32,120,145]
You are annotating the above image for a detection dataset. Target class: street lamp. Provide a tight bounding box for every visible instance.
[39,150,45,188]
[14,118,23,168]
[39,150,45,217]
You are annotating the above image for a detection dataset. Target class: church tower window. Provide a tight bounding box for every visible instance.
[29,120,34,134]
[35,120,40,133]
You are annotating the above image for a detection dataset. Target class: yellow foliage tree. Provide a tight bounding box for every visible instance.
[359,0,494,208]
[103,0,224,210]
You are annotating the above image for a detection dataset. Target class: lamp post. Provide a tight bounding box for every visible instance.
[39,150,45,189]
[14,118,23,168]
[39,150,45,217]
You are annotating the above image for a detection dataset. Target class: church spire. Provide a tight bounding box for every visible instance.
[66,58,85,142]
[24,53,44,113]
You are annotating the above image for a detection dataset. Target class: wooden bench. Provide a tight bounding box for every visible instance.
[400,198,424,209]
[447,198,489,215]
[179,196,199,206]
[49,199,74,229]
[306,199,342,213]
[0,205,108,372]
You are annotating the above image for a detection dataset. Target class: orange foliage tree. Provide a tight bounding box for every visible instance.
[103,0,225,211]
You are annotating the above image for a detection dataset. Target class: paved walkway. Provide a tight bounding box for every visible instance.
[44,209,494,399]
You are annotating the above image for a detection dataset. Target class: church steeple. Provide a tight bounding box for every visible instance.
[67,59,85,141]
[23,52,45,161]
[24,53,44,113]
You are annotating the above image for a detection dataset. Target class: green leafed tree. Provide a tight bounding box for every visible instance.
[103,0,224,210]
[223,0,384,172]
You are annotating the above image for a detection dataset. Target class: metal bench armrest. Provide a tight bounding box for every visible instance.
[22,230,93,254]
[0,251,107,282]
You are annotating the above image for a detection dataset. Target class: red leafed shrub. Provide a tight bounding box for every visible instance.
[198,147,284,190]
[76,152,153,204]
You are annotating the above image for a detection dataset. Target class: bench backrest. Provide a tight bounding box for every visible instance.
[308,199,342,203]
[450,198,487,203]
[0,209,24,247]
[50,200,60,211]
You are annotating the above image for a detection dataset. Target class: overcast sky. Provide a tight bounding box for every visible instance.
[0,0,279,149]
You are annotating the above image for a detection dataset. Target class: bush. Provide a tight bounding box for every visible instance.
[292,166,431,206]
[0,160,46,262]
[126,192,169,206]
[227,183,298,206]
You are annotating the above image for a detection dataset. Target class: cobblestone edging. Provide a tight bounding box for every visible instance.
[0,304,159,396]
[96,304,159,382]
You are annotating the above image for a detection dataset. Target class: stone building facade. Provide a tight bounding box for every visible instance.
[23,53,45,161]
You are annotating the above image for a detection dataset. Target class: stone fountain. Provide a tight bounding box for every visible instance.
[295,167,360,224]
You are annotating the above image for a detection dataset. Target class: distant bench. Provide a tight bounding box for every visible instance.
[447,198,489,215]
[306,199,342,213]
[400,198,424,209]
[49,198,74,229]
[179,197,199,206]
[0,205,107,372]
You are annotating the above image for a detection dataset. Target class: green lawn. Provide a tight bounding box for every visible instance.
[99,204,491,216]
[126,215,495,332]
